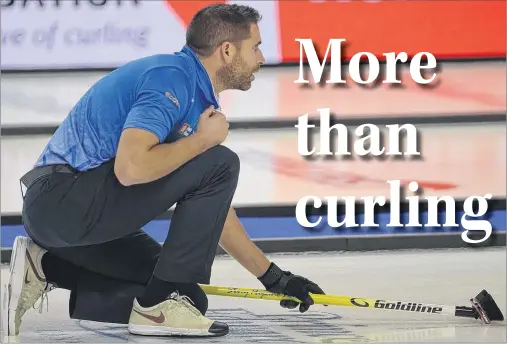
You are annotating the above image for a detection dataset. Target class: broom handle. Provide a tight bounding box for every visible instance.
[200,285,477,319]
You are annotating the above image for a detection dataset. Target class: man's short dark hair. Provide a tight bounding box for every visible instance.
[186,4,262,57]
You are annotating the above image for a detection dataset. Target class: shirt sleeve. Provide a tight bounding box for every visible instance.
[123,67,191,143]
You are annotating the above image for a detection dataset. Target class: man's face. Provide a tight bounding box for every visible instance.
[218,23,265,91]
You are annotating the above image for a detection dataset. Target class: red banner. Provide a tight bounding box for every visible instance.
[277,0,506,62]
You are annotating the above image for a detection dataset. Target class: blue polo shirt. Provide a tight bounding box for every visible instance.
[35,45,220,171]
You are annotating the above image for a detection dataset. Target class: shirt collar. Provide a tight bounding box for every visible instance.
[181,45,220,108]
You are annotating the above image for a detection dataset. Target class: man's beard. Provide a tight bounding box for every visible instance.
[217,56,255,91]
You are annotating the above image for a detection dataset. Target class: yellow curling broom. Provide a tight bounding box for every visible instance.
[199,285,504,325]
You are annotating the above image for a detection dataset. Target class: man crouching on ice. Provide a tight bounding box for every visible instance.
[3,3,325,339]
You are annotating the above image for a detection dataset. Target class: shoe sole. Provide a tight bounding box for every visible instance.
[3,237,29,338]
[128,324,228,337]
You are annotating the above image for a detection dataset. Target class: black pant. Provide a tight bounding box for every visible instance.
[21,145,240,324]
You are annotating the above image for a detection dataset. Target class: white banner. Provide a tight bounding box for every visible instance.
[0,0,281,70]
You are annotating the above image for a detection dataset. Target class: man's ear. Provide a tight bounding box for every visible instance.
[220,42,237,63]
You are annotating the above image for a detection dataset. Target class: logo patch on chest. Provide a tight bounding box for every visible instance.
[179,123,193,136]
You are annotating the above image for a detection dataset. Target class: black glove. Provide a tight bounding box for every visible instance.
[258,262,325,313]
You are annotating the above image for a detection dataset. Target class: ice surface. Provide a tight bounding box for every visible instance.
[2,124,506,214]
[1,248,505,343]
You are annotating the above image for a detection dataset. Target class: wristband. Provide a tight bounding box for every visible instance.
[258,262,283,286]
[258,262,289,290]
